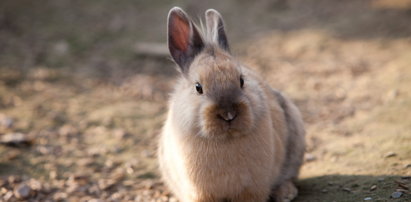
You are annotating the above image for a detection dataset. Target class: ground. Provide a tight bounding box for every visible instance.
[0,0,410,201]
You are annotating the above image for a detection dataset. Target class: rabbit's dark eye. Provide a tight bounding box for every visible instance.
[195,82,203,94]
[240,76,244,88]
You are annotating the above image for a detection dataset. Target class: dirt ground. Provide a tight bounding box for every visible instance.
[0,0,410,201]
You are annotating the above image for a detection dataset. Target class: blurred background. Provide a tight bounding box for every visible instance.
[0,0,410,201]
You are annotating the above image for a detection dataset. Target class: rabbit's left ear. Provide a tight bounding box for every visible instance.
[168,7,204,73]
[205,9,230,52]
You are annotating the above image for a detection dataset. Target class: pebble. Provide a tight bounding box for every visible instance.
[370,185,377,191]
[88,199,103,202]
[98,179,116,190]
[364,197,372,201]
[113,128,128,139]
[0,133,32,147]
[8,176,21,184]
[305,153,317,162]
[14,183,31,199]
[58,125,78,136]
[0,115,14,128]
[28,179,42,191]
[169,197,178,202]
[3,191,13,200]
[342,187,352,192]
[384,152,397,158]
[53,192,68,200]
[391,191,403,199]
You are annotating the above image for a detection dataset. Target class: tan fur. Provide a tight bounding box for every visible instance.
[159,7,305,202]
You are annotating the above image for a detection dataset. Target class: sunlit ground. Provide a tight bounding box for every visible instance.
[1,0,411,201]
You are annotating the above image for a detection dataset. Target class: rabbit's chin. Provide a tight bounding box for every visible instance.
[199,102,254,139]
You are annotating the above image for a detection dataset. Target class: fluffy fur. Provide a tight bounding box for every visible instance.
[158,7,305,202]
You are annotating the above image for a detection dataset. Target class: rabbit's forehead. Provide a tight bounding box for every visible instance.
[192,53,241,83]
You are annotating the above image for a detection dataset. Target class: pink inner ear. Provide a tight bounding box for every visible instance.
[169,14,190,52]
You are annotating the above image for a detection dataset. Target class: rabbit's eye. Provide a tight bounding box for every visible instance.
[240,76,244,88]
[195,82,203,94]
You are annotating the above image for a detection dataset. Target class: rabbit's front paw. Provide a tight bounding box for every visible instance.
[272,180,298,202]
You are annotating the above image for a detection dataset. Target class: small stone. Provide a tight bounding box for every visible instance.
[53,41,69,56]
[110,146,122,153]
[378,177,385,182]
[305,153,317,162]
[49,171,57,179]
[53,192,68,200]
[370,185,377,191]
[58,125,78,136]
[111,169,125,181]
[405,164,411,169]
[8,175,21,184]
[66,184,79,193]
[68,174,89,186]
[88,185,101,195]
[321,188,328,193]
[0,114,14,128]
[88,199,103,202]
[385,152,397,158]
[76,158,94,167]
[391,191,403,198]
[386,89,399,102]
[104,159,120,169]
[3,191,13,200]
[113,129,128,139]
[98,179,116,190]
[342,187,352,192]
[364,197,372,201]
[36,145,52,155]
[0,133,32,147]
[28,179,42,191]
[169,197,178,202]
[14,183,31,199]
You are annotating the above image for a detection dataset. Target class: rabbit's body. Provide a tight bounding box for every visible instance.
[159,7,305,202]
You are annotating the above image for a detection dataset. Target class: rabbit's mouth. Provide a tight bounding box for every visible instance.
[200,102,254,139]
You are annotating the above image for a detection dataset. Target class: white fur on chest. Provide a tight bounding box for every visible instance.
[160,120,276,200]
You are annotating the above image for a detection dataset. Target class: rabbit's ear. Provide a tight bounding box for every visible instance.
[205,9,230,52]
[168,7,204,73]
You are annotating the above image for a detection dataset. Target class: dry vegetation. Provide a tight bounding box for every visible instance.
[0,0,410,201]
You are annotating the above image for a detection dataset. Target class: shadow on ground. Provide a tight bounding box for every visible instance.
[296,175,411,202]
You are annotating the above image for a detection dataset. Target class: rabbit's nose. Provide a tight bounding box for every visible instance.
[217,111,237,122]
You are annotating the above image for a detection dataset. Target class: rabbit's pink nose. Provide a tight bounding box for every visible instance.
[217,111,237,122]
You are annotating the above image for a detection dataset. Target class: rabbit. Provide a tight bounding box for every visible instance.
[158,7,305,202]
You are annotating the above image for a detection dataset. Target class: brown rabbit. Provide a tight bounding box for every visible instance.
[158,7,305,202]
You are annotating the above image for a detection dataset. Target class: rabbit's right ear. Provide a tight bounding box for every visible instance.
[205,9,230,52]
[168,7,204,73]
